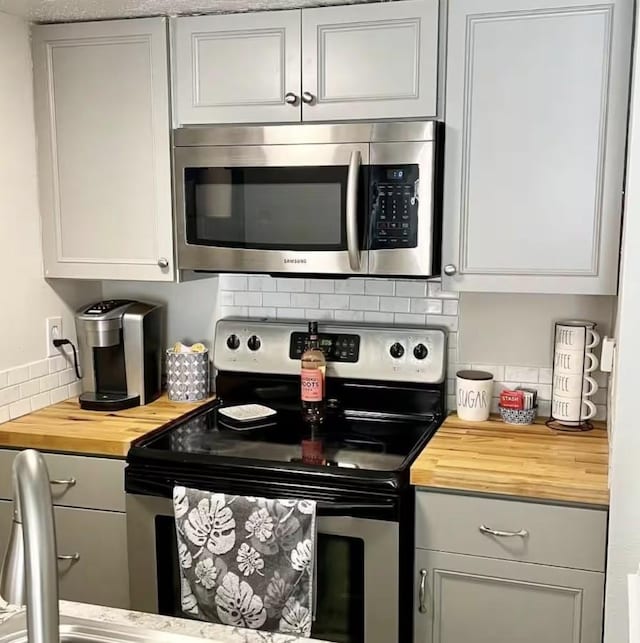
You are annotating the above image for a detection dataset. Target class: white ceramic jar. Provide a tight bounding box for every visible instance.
[456,370,494,422]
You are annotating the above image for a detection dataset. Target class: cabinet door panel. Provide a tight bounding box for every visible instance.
[302,0,439,121]
[442,0,632,294]
[173,11,302,125]
[414,550,604,643]
[33,18,173,281]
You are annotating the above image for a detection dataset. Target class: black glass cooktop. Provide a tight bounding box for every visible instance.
[140,404,440,473]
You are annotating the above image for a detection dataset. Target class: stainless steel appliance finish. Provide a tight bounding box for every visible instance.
[173,121,442,277]
[0,450,59,643]
[126,494,400,643]
[214,318,446,383]
[75,300,163,411]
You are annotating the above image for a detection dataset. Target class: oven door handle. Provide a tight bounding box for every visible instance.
[346,149,362,272]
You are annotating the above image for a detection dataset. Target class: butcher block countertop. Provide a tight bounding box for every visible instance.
[0,394,216,457]
[411,413,609,507]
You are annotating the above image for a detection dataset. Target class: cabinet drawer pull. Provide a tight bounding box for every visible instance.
[57,553,80,562]
[50,478,76,487]
[418,568,428,613]
[479,524,528,538]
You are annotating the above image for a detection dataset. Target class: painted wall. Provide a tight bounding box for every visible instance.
[604,14,640,641]
[0,11,100,421]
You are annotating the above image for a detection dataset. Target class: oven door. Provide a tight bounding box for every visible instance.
[126,493,399,643]
[174,143,370,275]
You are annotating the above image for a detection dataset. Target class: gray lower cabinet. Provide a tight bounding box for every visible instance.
[0,450,129,609]
[414,549,604,643]
[442,0,633,294]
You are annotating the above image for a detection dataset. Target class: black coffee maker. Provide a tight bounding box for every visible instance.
[75,300,163,411]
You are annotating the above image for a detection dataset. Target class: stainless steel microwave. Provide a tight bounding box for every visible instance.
[173,121,442,277]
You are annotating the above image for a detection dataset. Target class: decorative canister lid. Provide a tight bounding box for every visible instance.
[456,370,494,381]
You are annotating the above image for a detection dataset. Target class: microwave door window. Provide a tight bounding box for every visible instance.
[184,166,347,251]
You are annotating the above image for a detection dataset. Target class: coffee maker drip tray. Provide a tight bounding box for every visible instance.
[79,392,141,411]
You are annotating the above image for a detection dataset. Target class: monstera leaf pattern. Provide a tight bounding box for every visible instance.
[174,488,316,637]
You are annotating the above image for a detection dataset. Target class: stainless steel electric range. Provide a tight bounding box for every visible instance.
[125,319,447,643]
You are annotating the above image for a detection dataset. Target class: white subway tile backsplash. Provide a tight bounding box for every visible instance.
[305,309,334,321]
[504,366,539,383]
[50,386,70,405]
[291,293,320,309]
[59,369,77,386]
[411,298,442,314]
[380,297,410,313]
[442,300,459,316]
[263,292,292,308]
[365,280,394,296]
[306,279,335,294]
[29,360,49,380]
[0,371,6,389]
[248,276,276,292]
[31,391,51,411]
[394,313,426,325]
[363,311,394,324]
[0,386,20,406]
[39,373,59,392]
[234,291,262,307]
[0,406,9,424]
[334,279,365,295]
[248,307,277,318]
[49,356,67,374]
[69,381,83,397]
[9,399,31,419]
[334,310,365,322]
[350,295,380,311]
[276,278,306,292]
[216,273,609,421]
[8,365,30,386]
[19,380,40,399]
[395,281,427,298]
[319,294,349,310]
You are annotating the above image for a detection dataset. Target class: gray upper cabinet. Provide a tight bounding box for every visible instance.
[442,0,633,294]
[172,11,302,125]
[301,0,440,121]
[414,549,604,643]
[32,18,174,281]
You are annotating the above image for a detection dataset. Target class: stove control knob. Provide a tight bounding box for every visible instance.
[226,334,240,350]
[413,343,429,360]
[247,335,261,351]
[389,342,405,359]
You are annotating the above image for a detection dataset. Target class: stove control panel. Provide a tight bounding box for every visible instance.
[289,332,360,363]
[215,319,447,384]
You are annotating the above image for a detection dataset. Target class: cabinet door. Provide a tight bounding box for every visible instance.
[32,18,174,281]
[54,506,129,609]
[442,0,632,294]
[302,0,439,121]
[414,550,604,643]
[173,12,302,125]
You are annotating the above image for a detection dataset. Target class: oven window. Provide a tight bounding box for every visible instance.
[155,517,365,643]
[184,166,348,251]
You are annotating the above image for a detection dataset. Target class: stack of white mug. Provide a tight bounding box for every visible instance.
[551,320,600,427]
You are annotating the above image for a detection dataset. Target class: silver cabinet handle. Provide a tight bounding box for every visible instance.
[157,257,169,269]
[301,91,315,104]
[418,569,428,613]
[346,150,362,272]
[284,92,298,105]
[479,524,528,538]
[57,553,80,562]
[443,264,457,276]
[50,478,76,487]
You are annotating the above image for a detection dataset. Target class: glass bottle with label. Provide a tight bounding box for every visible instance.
[301,321,326,425]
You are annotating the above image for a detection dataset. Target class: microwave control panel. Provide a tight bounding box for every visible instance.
[370,164,419,250]
[289,332,360,363]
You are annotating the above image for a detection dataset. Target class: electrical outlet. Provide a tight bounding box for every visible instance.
[46,317,63,358]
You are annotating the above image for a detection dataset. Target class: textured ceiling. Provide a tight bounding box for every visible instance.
[0,0,383,23]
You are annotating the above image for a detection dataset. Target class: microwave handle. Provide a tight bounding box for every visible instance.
[346,150,362,271]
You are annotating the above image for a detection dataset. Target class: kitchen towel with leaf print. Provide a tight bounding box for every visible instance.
[173,487,317,637]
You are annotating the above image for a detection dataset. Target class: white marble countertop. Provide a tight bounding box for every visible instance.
[0,600,331,643]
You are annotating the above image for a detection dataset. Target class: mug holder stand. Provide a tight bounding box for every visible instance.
[545,418,593,433]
